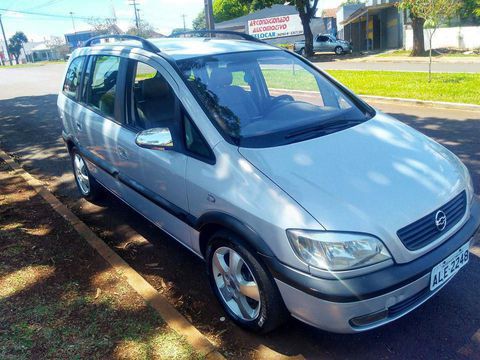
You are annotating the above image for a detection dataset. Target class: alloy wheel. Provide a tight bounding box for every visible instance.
[73,153,90,195]
[212,246,261,321]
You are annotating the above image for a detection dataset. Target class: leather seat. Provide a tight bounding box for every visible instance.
[136,76,175,129]
[208,68,259,125]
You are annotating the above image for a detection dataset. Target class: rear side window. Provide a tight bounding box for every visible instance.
[84,56,120,118]
[63,56,85,99]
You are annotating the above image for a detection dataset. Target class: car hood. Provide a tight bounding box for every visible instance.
[239,113,467,261]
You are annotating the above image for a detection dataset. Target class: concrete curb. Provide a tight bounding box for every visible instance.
[0,148,225,360]
[360,95,480,112]
[345,57,480,64]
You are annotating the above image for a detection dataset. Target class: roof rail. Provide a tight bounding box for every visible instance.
[84,34,160,53]
[169,30,263,43]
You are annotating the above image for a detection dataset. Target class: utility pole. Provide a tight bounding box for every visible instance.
[129,0,140,30]
[181,14,187,31]
[0,14,12,65]
[204,0,215,31]
[69,12,76,34]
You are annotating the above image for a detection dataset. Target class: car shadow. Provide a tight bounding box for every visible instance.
[1,93,480,358]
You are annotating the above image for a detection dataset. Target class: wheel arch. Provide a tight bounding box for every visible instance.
[62,133,76,154]
[196,212,275,259]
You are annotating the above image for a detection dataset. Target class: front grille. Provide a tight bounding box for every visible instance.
[397,191,467,251]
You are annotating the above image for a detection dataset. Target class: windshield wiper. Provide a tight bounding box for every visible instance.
[285,118,364,140]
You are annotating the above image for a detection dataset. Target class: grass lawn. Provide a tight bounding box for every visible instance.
[0,161,200,360]
[259,69,480,105]
[327,70,480,105]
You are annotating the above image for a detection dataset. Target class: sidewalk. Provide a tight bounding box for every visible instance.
[0,160,200,359]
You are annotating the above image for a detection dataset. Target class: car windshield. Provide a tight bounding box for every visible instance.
[177,50,371,147]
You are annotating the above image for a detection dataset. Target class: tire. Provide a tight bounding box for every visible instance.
[335,46,343,55]
[206,230,288,333]
[70,147,103,201]
[300,47,306,56]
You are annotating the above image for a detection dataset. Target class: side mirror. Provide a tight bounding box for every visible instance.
[135,128,173,150]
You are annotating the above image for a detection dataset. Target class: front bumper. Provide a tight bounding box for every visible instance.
[265,196,480,333]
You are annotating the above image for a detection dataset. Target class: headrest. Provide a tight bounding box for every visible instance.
[209,68,233,88]
[141,76,170,99]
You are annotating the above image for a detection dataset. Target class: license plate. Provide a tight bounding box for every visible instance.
[430,242,470,291]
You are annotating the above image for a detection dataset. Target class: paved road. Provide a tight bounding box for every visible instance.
[1,64,480,359]
[314,58,480,73]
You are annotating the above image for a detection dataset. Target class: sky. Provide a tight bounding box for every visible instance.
[0,0,206,41]
[0,0,344,43]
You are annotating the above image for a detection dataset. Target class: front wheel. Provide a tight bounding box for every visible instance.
[206,230,287,333]
[335,46,343,55]
[71,148,103,201]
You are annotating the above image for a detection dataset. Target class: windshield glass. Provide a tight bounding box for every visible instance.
[177,50,371,147]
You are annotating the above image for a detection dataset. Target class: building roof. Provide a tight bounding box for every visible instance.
[341,2,396,25]
[216,4,298,29]
[322,8,337,18]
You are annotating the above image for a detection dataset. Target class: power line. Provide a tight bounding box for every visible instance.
[21,0,66,12]
[0,7,130,22]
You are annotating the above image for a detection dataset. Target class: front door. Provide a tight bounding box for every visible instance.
[120,58,191,247]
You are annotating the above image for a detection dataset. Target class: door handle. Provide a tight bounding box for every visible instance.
[76,121,82,131]
[117,147,128,160]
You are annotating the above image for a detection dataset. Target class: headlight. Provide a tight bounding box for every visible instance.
[462,163,474,204]
[286,230,391,271]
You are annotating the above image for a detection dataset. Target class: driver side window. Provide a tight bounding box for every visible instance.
[131,61,177,131]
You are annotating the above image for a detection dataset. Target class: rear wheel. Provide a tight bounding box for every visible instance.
[335,46,343,55]
[71,148,103,201]
[206,230,287,333]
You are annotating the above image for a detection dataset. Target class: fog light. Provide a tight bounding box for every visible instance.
[350,309,388,327]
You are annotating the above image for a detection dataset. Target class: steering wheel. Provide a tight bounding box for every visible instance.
[268,94,295,112]
[272,94,294,103]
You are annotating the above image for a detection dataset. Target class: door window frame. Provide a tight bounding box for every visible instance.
[62,55,87,101]
[125,58,216,165]
[79,54,127,126]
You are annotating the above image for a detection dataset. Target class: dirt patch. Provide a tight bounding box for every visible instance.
[0,163,201,359]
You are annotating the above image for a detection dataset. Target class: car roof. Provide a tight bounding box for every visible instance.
[79,37,278,61]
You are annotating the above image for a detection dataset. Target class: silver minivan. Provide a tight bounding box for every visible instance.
[58,33,479,334]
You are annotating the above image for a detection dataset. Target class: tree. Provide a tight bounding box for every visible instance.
[127,20,159,38]
[88,17,121,35]
[45,36,69,60]
[244,0,284,11]
[8,31,28,65]
[294,0,320,57]
[192,11,206,30]
[400,0,461,81]
[213,0,249,22]
[240,0,319,56]
[460,0,480,17]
